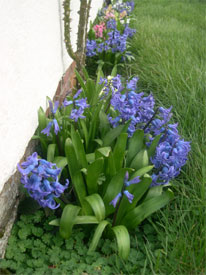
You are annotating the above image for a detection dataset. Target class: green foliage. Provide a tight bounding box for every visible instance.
[0,211,164,274]
[31,68,175,259]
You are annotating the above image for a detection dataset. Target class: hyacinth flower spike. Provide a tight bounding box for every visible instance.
[110,172,140,207]
[124,171,140,187]
[110,192,122,208]
[41,100,61,136]
[49,100,59,115]
[18,153,69,209]
[123,190,134,203]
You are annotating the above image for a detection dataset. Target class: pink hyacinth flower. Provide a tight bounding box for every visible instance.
[105,11,115,20]
[93,22,106,38]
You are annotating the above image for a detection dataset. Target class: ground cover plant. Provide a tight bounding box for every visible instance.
[0,210,162,274]
[127,0,206,273]
[0,0,198,274]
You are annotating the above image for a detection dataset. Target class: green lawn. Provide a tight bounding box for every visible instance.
[129,0,206,273]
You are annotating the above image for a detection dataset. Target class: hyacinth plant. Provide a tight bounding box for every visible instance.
[86,1,136,74]
[18,67,190,260]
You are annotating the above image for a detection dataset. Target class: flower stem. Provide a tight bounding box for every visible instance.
[112,195,123,227]
[143,108,159,131]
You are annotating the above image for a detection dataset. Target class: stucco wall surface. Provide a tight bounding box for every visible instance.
[0,0,103,193]
[0,0,65,193]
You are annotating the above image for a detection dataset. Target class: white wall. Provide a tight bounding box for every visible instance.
[0,0,103,193]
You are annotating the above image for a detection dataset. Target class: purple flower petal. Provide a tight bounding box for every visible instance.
[41,121,53,136]
[109,192,122,207]
[123,190,134,203]
[63,99,73,107]
[53,119,60,135]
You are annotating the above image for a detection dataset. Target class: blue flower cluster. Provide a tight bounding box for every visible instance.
[113,1,135,15]
[150,116,191,186]
[101,75,155,136]
[110,172,140,207]
[100,75,191,187]
[18,152,69,209]
[63,89,90,122]
[86,0,136,57]
[41,90,90,138]
[86,25,136,57]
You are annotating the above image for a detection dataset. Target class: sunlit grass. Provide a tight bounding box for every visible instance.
[129,0,206,273]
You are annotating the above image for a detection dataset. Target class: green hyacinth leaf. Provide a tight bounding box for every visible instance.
[126,129,144,166]
[113,133,128,171]
[38,107,47,132]
[88,220,110,253]
[80,119,89,150]
[94,139,103,146]
[53,156,68,179]
[130,149,149,171]
[86,158,104,194]
[82,67,89,80]
[59,204,81,239]
[75,70,87,97]
[112,225,130,260]
[72,171,92,215]
[86,78,96,105]
[74,216,99,224]
[85,194,106,221]
[103,121,130,147]
[121,189,174,229]
[96,67,104,92]
[96,147,111,158]
[86,153,95,163]
[65,138,89,213]
[148,134,161,158]
[130,165,154,178]
[54,156,67,170]
[47,144,56,162]
[111,65,117,76]
[49,219,60,226]
[106,151,116,179]
[144,185,163,202]
[99,110,111,138]
[88,103,102,144]
[71,125,88,169]
[65,137,80,175]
